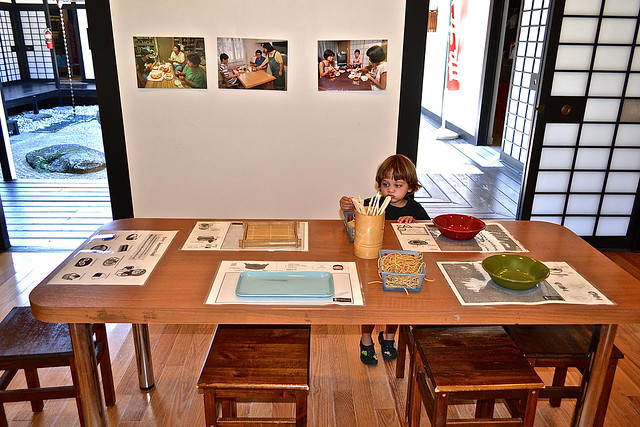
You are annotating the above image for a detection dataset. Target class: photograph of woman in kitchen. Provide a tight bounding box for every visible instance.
[317,40,388,92]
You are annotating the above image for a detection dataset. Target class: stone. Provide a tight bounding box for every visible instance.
[26,144,106,174]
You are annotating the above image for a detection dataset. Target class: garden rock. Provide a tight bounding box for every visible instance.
[26,144,106,174]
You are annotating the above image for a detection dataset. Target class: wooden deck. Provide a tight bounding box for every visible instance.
[0,179,112,250]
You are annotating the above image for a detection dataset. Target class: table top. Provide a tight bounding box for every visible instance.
[318,71,372,91]
[145,64,187,89]
[29,219,640,325]
[237,70,276,89]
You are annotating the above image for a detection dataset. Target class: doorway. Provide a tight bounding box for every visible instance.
[0,1,112,250]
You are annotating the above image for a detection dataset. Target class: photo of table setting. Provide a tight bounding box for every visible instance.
[144,62,185,89]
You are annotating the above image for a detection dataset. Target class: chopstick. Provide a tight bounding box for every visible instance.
[350,194,391,216]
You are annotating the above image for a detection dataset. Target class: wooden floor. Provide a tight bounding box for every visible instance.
[0,179,112,250]
[0,250,639,426]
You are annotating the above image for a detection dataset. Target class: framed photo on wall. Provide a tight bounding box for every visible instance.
[217,37,288,90]
[133,36,207,89]
[318,40,388,91]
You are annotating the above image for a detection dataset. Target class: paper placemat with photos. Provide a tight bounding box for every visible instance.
[181,221,309,251]
[437,261,614,306]
[392,222,527,252]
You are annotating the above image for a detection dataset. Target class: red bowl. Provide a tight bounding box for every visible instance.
[432,214,486,240]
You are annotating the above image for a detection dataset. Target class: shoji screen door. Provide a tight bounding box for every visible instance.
[520,0,640,249]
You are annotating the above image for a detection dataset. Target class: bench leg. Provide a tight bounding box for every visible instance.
[550,367,569,407]
[23,369,44,412]
[203,389,216,427]
[295,391,308,426]
[475,399,495,418]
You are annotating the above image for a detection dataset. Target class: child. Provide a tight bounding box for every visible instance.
[177,53,206,88]
[360,45,387,90]
[218,53,239,87]
[319,49,337,78]
[350,49,362,69]
[339,154,429,365]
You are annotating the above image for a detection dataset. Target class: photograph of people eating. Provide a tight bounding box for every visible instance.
[133,36,207,89]
[217,37,287,90]
[317,39,388,91]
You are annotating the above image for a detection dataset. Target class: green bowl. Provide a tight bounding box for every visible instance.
[481,254,550,290]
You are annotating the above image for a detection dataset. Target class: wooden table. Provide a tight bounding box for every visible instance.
[237,70,276,89]
[29,219,640,426]
[144,64,187,89]
[318,72,372,91]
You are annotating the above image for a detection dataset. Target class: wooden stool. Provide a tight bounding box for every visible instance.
[0,306,115,426]
[503,325,624,427]
[408,326,544,426]
[197,325,310,426]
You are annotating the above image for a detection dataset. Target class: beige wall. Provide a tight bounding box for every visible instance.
[110,0,406,219]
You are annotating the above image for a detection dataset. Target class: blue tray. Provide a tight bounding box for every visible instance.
[236,271,335,298]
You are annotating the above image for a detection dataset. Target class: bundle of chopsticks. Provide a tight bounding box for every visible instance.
[351,194,392,216]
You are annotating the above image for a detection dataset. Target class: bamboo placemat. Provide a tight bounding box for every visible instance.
[239,221,301,248]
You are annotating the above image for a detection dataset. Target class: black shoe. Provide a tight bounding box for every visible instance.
[360,341,378,365]
[378,331,398,361]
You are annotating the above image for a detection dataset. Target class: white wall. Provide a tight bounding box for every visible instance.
[110,0,406,219]
[422,0,491,138]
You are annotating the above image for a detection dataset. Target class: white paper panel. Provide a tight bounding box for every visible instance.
[533,0,542,9]
[615,124,640,146]
[551,72,588,96]
[584,99,620,122]
[531,10,541,25]
[532,194,566,215]
[544,123,579,145]
[567,195,600,214]
[579,124,615,146]
[555,46,593,70]
[626,73,640,97]
[564,0,602,15]
[601,195,635,215]
[611,148,640,169]
[598,18,636,44]
[571,171,605,191]
[522,11,531,26]
[532,217,563,225]
[606,172,640,192]
[596,217,630,236]
[594,46,632,71]
[540,147,575,168]
[589,73,626,97]
[515,56,524,72]
[559,18,597,43]
[603,0,640,16]
[564,217,596,236]
[575,148,611,169]
[535,171,570,192]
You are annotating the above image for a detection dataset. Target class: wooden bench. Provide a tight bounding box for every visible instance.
[408,326,544,426]
[0,306,115,426]
[197,325,310,426]
[503,325,624,427]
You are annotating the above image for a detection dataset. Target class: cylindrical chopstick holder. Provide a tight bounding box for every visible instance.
[353,212,385,259]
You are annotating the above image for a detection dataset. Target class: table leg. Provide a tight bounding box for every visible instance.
[572,324,617,427]
[69,323,108,427]
[132,323,155,390]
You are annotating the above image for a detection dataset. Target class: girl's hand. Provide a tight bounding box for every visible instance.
[339,196,355,211]
[397,216,415,224]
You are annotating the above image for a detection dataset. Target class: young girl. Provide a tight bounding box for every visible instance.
[360,45,387,90]
[319,49,337,78]
[167,44,186,73]
[339,154,429,365]
[350,49,362,69]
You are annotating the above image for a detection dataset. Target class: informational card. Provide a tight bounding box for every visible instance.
[392,222,527,252]
[437,261,614,306]
[181,221,309,251]
[206,261,363,305]
[47,230,177,286]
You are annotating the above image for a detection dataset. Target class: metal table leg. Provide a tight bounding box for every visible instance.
[69,323,108,427]
[132,323,155,390]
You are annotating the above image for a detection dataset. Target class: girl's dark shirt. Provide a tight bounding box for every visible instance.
[364,198,430,220]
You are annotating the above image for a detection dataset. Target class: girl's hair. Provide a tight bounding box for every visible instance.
[187,53,201,66]
[366,45,386,63]
[262,42,274,52]
[375,154,421,192]
[173,44,181,51]
[354,49,360,54]
[323,49,335,59]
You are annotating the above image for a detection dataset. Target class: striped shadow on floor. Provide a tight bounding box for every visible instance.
[0,179,112,250]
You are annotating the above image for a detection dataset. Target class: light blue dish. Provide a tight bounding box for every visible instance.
[236,271,335,298]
